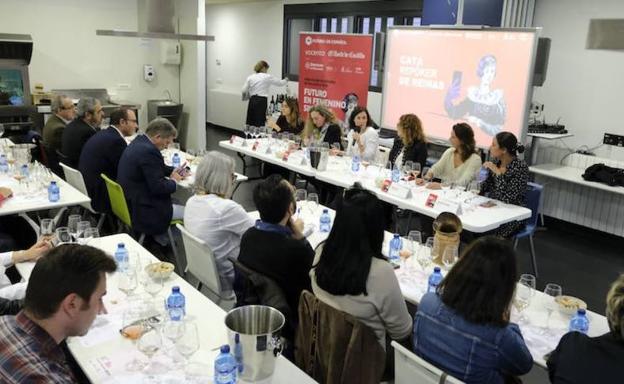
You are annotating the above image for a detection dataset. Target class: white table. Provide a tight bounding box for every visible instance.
[530,163,624,195]
[161,149,249,189]
[16,234,317,384]
[0,138,15,147]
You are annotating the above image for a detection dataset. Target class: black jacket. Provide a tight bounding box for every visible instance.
[61,118,98,168]
[117,134,176,235]
[322,124,343,149]
[79,127,127,214]
[389,137,428,171]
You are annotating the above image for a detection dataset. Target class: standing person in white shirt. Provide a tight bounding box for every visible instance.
[0,239,51,300]
[343,106,379,163]
[184,151,254,293]
[242,60,288,127]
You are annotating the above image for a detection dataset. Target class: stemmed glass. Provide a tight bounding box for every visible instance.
[143,274,164,299]
[514,274,536,324]
[421,167,431,183]
[55,227,72,245]
[81,227,99,245]
[405,230,422,271]
[121,305,148,371]
[76,221,91,244]
[138,327,163,380]
[419,237,435,269]
[295,189,307,218]
[118,267,138,297]
[67,214,82,242]
[402,161,414,179]
[307,193,319,215]
[40,218,55,241]
[176,322,200,370]
[442,246,459,270]
[543,283,562,334]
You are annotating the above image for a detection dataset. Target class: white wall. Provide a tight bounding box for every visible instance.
[0,0,181,128]
[532,0,624,160]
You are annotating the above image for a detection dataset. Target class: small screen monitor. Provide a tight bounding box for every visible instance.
[0,68,26,106]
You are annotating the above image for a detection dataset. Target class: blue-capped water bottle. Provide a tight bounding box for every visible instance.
[351,154,360,173]
[391,164,401,183]
[388,234,402,265]
[48,181,60,202]
[166,286,186,321]
[319,209,332,233]
[569,308,589,334]
[20,164,29,178]
[114,243,129,270]
[172,152,181,169]
[428,267,444,293]
[0,154,8,173]
[477,166,489,183]
[214,344,238,384]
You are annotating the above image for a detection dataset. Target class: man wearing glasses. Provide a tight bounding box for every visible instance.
[79,108,137,214]
[61,97,104,168]
[42,94,75,155]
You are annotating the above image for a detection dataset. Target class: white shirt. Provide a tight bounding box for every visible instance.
[0,251,27,300]
[430,147,482,185]
[242,72,287,98]
[183,194,255,292]
[345,127,379,163]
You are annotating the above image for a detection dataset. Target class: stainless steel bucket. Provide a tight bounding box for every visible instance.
[224,305,285,382]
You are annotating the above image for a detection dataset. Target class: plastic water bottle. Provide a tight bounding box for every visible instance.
[234,334,243,374]
[428,267,444,293]
[351,155,360,172]
[114,243,129,271]
[48,181,60,202]
[319,209,332,233]
[388,234,402,264]
[391,164,401,183]
[172,152,181,168]
[569,308,589,334]
[477,166,489,183]
[0,154,8,173]
[20,164,29,178]
[214,344,237,384]
[166,286,186,321]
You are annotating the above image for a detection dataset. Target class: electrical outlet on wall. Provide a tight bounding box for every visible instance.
[603,133,624,147]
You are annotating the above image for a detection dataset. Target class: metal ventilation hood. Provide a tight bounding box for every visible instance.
[96,0,214,42]
[586,19,624,49]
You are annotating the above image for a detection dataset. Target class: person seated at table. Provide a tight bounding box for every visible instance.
[267,97,304,135]
[302,104,343,148]
[118,118,186,247]
[388,113,428,171]
[413,236,533,383]
[0,239,52,300]
[547,273,624,383]
[0,244,117,382]
[422,123,482,188]
[480,132,529,238]
[79,107,137,214]
[61,97,104,168]
[336,106,379,163]
[237,174,315,325]
[184,151,254,293]
[311,184,412,352]
[42,94,75,155]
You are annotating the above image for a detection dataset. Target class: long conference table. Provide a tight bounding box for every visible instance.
[16,234,317,384]
[220,138,532,233]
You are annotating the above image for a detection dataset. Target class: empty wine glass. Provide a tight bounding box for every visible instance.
[543,283,562,334]
[402,161,414,178]
[295,189,307,217]
[118,268,138,297]
[163,319,186,349]
[55,227,72,245]
[67,214,81,242]
[442,246,459,270]
[76,221,91,244]
[176,322,200,368]
[514,274,536,323]
[418,237,435,271]
[143,274,164,299]
[138,327,163,379]
[307,193,319,215]
[40,218,55,240]
[406,230,422,270]
[412,163,422,179]
[81,227,99,245]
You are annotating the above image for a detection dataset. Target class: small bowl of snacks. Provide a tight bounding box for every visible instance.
[145,261,175,280]
[555,295,587,316]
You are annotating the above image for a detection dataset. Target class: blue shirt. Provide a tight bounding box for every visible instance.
[413,293,533,384]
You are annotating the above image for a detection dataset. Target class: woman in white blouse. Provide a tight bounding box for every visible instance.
[343,106,379,163]
[422,122,482,188]
[184,151,254,293]
[0,239,51,300]
[242,60,288,127]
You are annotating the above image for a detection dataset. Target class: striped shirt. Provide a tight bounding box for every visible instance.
[0,311,77,383]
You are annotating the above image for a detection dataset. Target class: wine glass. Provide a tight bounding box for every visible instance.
[81,227,99,245]
[40,218,55,240]
[55,227,72,245]
[67,214,81,242]
[76,221,91,244]
[543,283,562,334]
[118,267,138,297]
[442,246,458,270]
[138,327,163,379]
[421,167,431,182]
[295,189,307,218]
[163,319,186,349]
[514,274,536,324]
[412,163,422,179]
[176,322,200,369]
[143,274,164,299]
[402,161,414,179]
[406,230,422,270]
[307,193,319,215]
[121,305,148,371]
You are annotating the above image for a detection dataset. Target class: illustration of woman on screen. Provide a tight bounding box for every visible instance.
[444,55,506,136]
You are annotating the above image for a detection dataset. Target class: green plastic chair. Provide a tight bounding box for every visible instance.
[101,174,184,273]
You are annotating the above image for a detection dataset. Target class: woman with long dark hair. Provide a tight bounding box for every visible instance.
[423,123,482,187]
[242,60,288,127]
[480,131,529,238]
[388,113,428,171]
[267,97,303,135]
[311,184,412,350]
[413,237,533,383]
[335,106,379,162]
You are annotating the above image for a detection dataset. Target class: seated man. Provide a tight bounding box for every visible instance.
[79,107,137,214]
[117,118,184,241]
[42,94,75,154]
[237,174,315,323]
[61,97,103,168]
[0,244,117,382]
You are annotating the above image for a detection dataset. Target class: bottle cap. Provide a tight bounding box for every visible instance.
[220,344,230,353]
[51,181,57,185]
[577,308,586,315]
[323,208,328,213]
[117,243,125,248]
[393,233,400,238]
[235,334,240,343]
[172,286,180,293]
[433,267,441,273]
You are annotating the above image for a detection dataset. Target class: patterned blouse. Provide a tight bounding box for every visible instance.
[480,157,529,237]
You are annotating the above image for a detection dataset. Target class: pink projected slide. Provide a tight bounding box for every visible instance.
[381,28,537,148]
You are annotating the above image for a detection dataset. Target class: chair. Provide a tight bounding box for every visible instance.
[176,223,235,306]
[101,174,183,273]
[513,182,544,277]
[59,162,106,231]
[391,341,464,384]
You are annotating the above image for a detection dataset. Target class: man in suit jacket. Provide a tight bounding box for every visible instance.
[61,97,103,168]
[42,94,75,154]
[117,118,185,237]
[79,108,137,214]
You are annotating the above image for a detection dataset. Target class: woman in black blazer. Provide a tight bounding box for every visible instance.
[302,105,343,148]
[388,113,428,171]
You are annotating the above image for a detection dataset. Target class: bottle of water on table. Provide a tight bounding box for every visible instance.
[388,233,402,265]
[319,209,332,233]
[166,286,186,321]
[428,267,444,293]
[391,164,401,183]
[351,155,360,173]
[114,243,129,271]
[569,308,589,334]
[48,181,60,202]
[215,344,238,384]
[0,154,8,173]
[172,152,181,169]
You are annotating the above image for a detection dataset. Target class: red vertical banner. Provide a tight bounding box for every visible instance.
[298,33,373,125]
